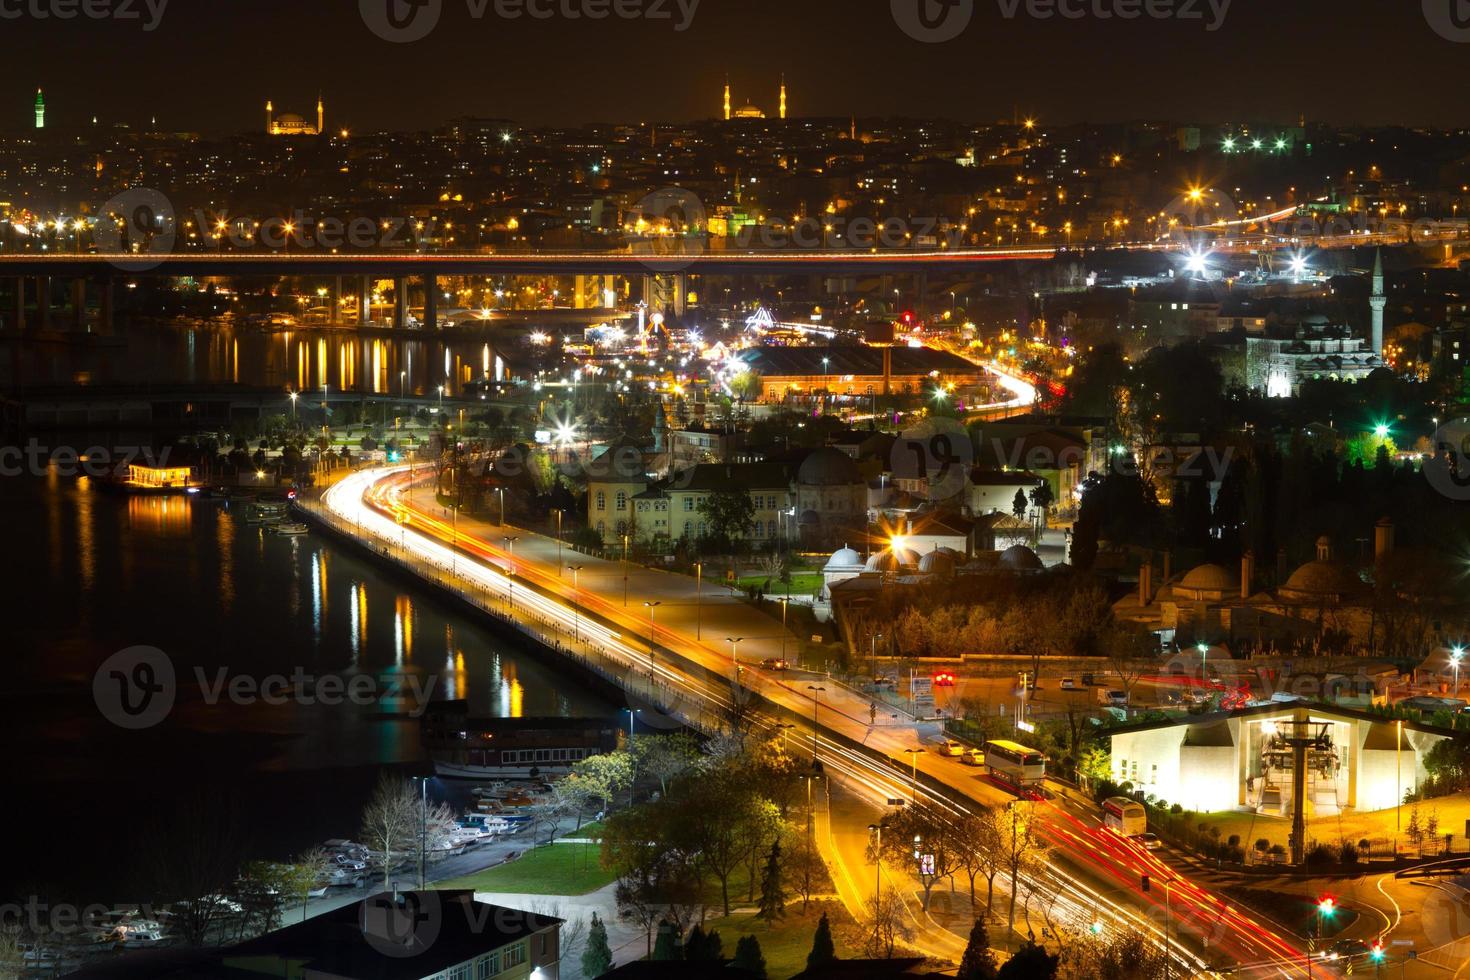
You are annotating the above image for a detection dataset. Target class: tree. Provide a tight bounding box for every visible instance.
[684,924,724,961]
[874,805,962,911]
[652,919,681,960]
[1012,488,1028,521]
[698,487,757,551]
[233,861,295,940]
[953,809,1001,910]
[631,732,702,796]
[807,912,837,969]
[864,886,914,959]
[957,916,1000,980]
[997,803,1043,934]
[757,840,787,922]
[582,912,613,978]
[142,790,247,946]
[998,940,1059,980]
[571,750,634,816]
[732,934,768,978]
[360,774,420,889]
[1078,930,1170,980]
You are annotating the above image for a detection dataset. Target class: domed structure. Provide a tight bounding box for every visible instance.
[866,548,918,573]
[824,546,863,571]
[798,448,862,487]
[1174,563,1235,600]
[998,545,1044,572]
[1280,536,1363,602]
[917,550,957,578]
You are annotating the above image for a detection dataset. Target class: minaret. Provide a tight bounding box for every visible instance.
[723,78,731,121]
[779,75,787,120]
[34,88,44,130]
[266,100,274,135]
[316,93,324,135]
[1369,248,1386,354]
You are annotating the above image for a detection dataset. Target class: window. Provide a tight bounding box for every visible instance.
[502,942,527,969]
[448,965,472,980]
[768,520,777,538]
[753,522,763,539]
[683,521,692,537]
[616,491,627,511]
[683,497,694,512]
[475,951,500,978]
[595,491,606,511]
[596,521,605,538]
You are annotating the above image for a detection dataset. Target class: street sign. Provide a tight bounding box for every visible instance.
[920,854,936,876]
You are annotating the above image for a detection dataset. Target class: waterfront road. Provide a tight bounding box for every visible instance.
[318,465,1330,976]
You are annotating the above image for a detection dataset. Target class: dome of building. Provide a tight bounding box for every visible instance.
[1280,560,1363,600]
[998,545,1044,572]
[798,448,862,487]
[865,548,919,572]
[825,546,863,570]
[1178,563,1235,594]
[917,551,957,577]
[277,113,305,125]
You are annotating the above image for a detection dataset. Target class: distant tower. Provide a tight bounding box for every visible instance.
[849,115,856,141]
[723,79,731,121]
[316,93,324,135]
[34,88,44,129]
[266,100,274,135]
[779,75,787,120]
[1369,248,1386,354]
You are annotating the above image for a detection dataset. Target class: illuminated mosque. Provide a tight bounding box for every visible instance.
[723,77,787,121]
[266,95,324,136]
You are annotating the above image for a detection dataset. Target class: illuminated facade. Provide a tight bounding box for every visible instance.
[1108,703,1442,816]
[34,88,44,129]
[266,96,324,136]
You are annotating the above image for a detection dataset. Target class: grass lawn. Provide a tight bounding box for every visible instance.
[1185,791,1470,858]
[439,841,614,896]
[701,900,854,980]
[736,573,824,596]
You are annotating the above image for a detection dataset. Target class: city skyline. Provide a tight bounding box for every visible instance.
[7,0,1470,133]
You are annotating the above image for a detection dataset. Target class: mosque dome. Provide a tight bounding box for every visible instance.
[1280,561,1363,600]
[825,546,863,571]
[998,545,1044,572]
[866,548,919,572]
[918,551,957,577]
[1177,563,1235,596]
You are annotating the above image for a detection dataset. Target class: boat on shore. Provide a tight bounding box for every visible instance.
[420,701,619,780]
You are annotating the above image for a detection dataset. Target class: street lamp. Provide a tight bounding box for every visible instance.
[643,601,662,674]
[288,390,298,420]
[694,562,703,640]
[623,707,641,806]
[867,822,883,905]
[727,636,744,668]
[779,597,789,664]
[553,509,563,575]
[622,534,630,607]
[1452,645,1465,696]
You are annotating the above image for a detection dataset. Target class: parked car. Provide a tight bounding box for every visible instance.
[937,738,966,757]
[1097,688,1129,707]
[761,658,790,671]
[1060,677,1078,690]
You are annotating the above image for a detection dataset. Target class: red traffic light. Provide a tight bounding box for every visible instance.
[933,671,956,687]
[1317,896,1336,915]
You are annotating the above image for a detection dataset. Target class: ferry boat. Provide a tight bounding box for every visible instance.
[420,701,619,780]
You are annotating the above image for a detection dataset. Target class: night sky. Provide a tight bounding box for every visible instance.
[9,0,1470,133]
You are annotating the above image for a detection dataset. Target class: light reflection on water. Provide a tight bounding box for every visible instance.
[7,475,612,778]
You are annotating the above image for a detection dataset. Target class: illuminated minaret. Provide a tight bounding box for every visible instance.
[1370,248,1386,354]
[779,75,787,120]
[316,93,324,135]
[34,88,44,129]
[723,78,731,121]
[266,100,274,135]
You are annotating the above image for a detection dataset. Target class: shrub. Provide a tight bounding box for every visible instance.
[1170,803,1184,815]
[1254,838,1270,854]
[1339,841,1359,866]
[1268,844,1287,857]
[1305,842,1336,870]
[1359,838,1372,857]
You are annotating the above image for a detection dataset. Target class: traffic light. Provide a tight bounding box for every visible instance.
[1317,896,1337,916]
[1090,921,1103,936]
[1141,874,1150,892]
[1370,941,1385,962]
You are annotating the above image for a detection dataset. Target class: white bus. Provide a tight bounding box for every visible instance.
[1102,796,1148,837]
[981,739,1047,787]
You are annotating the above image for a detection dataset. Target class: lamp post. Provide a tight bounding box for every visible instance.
[867,822,883,905]
[780,597,789,664]
[412,776,429,889]
[288,390,298,421]
[1396,720,1403,838]
[694,562,703,640]
[727,636,744,669]
[807,685,826,762]
[1453,645,1465,697]
[553,509,563,575]
[1197,642,1209,682]
[623,707,641,806]
[495,487,506,525]
[400,369,406,399]
[502,535,518,572]
[568,564,584,643]
[870,632,883,677]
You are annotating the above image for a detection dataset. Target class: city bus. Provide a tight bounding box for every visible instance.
[981,739,1047,787]
[1102,796,1148,837]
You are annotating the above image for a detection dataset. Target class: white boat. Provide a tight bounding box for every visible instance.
[269,522,309,535]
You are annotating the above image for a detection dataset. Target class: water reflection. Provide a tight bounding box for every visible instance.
[126,495,192,536]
